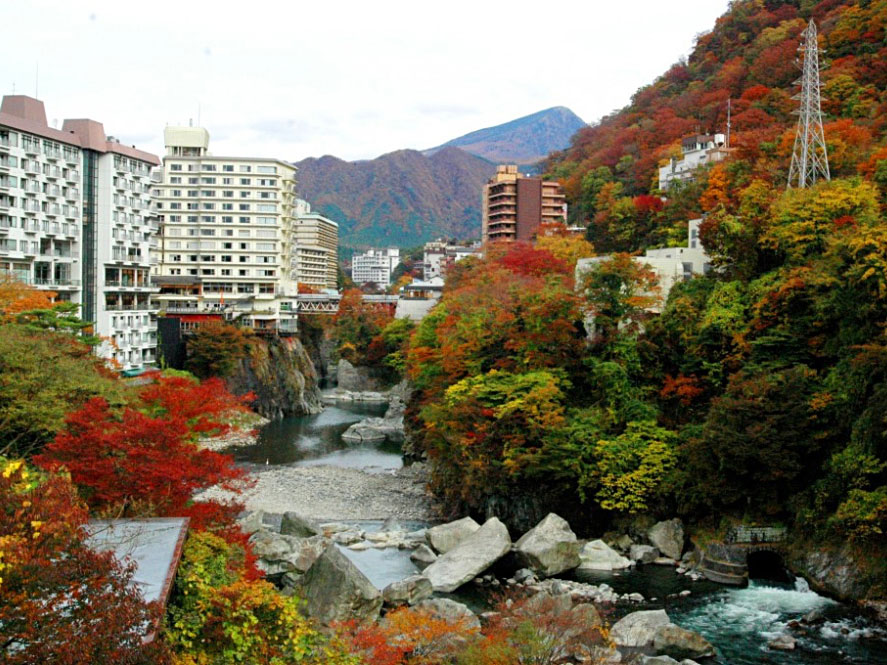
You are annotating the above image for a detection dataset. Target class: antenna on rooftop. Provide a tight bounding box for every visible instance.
[788,20,830,188]
[35,62,38,98]
[726,98,732,149]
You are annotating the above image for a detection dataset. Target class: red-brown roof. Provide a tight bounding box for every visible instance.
[0,95,160,166]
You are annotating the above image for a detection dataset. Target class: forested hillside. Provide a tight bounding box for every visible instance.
[548,0,887,250]
[404,0,887,590]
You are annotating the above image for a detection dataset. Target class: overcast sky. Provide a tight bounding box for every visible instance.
[3,0,730,162]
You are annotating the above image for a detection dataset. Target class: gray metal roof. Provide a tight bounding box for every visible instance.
[84,518,189,607]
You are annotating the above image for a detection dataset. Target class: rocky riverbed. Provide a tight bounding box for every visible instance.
[198,461,434,522]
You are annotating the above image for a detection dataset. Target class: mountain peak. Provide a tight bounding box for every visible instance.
[425,106,586,166]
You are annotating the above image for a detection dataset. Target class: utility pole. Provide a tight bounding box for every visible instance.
[788,20,830,188]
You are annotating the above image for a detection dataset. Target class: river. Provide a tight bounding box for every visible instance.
[228,401,887,665]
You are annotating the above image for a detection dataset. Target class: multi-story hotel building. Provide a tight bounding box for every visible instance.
[0,95,160,372]
[351,248,400,286]
[293,199,338,290]
[481,165,566,243]
[152,126,299,333]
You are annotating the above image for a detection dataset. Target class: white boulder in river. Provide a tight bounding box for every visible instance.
[610,609,671,648]
[514,512,581,577]
[578,539,633,571]
[426,516,480,554]
[648,518,685,561]
[422,517,511,593]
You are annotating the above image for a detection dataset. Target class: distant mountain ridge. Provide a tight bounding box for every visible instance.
[294,107,586,248]
[294,146,496,249]
[424,106,587,166]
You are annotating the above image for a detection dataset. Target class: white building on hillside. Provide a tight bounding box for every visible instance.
[575,218,710,316]
[152,126,299,333]
[0,95,160,372]
[422,240,481,280]
[352,248,400,285]
[659,134,730,191]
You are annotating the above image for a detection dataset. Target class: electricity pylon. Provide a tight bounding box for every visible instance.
[788,20,830,189]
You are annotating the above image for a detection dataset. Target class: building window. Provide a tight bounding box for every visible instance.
[239,166,252,173]
[170,164,183,171]
[223,165,234,172]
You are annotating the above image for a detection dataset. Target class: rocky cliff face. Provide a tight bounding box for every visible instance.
[789,543,885,603]
[227,336,323,419]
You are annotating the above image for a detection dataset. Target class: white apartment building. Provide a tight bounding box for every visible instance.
[352,248,400,286]
[0,95,160,372]
[293,198,338,290]
[152,126,299,333]
[659,134,730,191]
[422,239,481,281]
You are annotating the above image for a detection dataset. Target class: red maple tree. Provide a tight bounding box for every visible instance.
[36,395,245,517]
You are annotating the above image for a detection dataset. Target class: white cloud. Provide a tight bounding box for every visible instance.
[1,0,730,161]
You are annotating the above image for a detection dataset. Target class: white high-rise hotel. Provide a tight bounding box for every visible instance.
[0,95,160,371]
[152,127,299,332]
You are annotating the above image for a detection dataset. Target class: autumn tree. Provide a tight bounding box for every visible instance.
[0,273,55,321]
[0,458,169,665]
[36,389,246,517]
[335,288,393,364]
[421,370,570,513]
[578,253,661,343]
[0,326,126,458]
[184,321,253,379]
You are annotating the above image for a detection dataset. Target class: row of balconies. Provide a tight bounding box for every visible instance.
[104,302,155,312]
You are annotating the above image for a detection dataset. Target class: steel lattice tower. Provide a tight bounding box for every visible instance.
[788,20,830,188]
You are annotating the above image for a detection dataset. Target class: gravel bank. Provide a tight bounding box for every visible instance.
[198,462,435,523]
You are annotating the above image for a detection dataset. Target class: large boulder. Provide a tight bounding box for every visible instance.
[280,512,321,538]
[579,539,633,571]
[630,544,660,564]
[423,517,512,593]
[514,513,581,577]
[653,624,715,660]
[426,517,480,554]
[250,532,329,577]
[341,420,389,443]
[410,544,438,568]
[414,598,481,630]
[648,519,685,561]
[238,510,265,535]
[382,575,433,606]
[610,609,671,648]
[293,545,382,624]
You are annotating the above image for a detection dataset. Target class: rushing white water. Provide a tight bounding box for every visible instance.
[672,577,887,664]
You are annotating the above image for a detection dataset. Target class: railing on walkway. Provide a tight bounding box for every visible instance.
[725,525,787,544]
